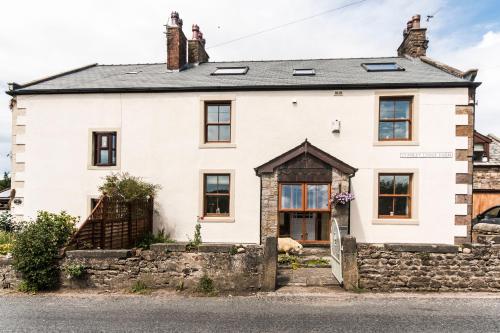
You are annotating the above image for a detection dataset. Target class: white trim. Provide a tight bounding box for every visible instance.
[16,115,27,126]
[453,224,468,237]
[455,114,469,126]
[15,134,27,145]
[15,152,26,163]
[454,161,468,174]
[454,203,468,216]
[454,136,469,150]
[455,184,468,195]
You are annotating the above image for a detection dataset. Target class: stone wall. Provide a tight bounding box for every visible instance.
[0,257,21,289]
[1,243,268,293]
[474,166,500,190]
[357,243,500,291]
[260,173,278,244]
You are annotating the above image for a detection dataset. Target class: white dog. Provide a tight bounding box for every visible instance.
[278,237,303,255]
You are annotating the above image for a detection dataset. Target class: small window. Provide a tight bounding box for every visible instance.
[378,174,412,218]
[205,102,231,143]
[211,67,249,75]
[293,68,315,76]
[378,97,412,141]
[362,63,403,72]
[473,143,487,161]
[93,132,117,166]
[204,174,230,216]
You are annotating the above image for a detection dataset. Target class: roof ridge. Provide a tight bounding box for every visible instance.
[202,56,405,64]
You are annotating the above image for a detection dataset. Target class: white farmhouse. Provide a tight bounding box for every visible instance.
[7,13,479,245]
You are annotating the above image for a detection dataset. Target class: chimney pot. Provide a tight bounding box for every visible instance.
[397,14,428,58]
[192,24,200,40]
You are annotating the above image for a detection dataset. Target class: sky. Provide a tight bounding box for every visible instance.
[1,0,499,174]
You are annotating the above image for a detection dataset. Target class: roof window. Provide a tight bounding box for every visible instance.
[361,63,404,72]
[211,67,249,75]
[293,68,315,76]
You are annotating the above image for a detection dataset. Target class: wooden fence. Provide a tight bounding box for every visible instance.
[68,196,154,250]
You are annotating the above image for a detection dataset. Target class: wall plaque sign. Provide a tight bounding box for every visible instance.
[400,152,453,158]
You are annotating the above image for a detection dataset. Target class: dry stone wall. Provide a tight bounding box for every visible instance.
[358,243,500,291]
[1,243,266,293]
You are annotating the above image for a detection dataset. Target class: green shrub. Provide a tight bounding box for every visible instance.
[136,229,175,249]
[99,172,161,202]
[12,211,76,291]
[0,243,12,255]
[197,275,216,295]
[278,254,300,269]
[130,280,150,294]
[187,222,202,250]
[64,264,86,279]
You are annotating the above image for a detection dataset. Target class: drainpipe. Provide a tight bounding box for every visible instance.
[347,174,354,235]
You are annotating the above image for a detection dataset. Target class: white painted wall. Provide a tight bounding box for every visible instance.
[14,87,469,244]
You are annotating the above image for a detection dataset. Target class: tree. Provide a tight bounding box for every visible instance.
[0,172,10,191]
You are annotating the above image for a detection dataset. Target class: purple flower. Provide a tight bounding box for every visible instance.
[332,192,355,206]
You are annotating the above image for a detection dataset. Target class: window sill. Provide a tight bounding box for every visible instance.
[372,218,419,225]
[198,216,235,223]
[373,141,419,146]
[199,143,236,149]
[87,165,120,170]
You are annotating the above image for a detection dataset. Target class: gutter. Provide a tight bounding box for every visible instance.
[6,81,481,96]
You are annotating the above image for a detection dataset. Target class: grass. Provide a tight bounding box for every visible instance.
[305,258,330,267]
[130,280,151,294]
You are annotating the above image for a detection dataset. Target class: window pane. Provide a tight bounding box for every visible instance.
[379,122,394,140]
[394,176,410,194]
[205,175,218,193]
[380,101,394,119]
[474,143,485,151]
[218,106,230,123]
[379,175,394,194]
[307,184,329,209]
[378,197,393,216]
[394,122,409,139]
[205,196,229,214]
[281,185,302,209]
[112,150,116,165]
[217,175,230,194]
[394,197,409,216]
[219,125,231,141]
[207,125,218,141]
[101,135,108,148]
[99,150,109,164]
[207,106,219,123]
[395,100,410,119]
[111,134,116,149]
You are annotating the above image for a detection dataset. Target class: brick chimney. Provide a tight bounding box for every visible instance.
[397,15,429,58]
[166,11,187,70]
[188,24,209,64]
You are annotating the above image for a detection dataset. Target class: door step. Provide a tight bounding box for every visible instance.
[277,267,340,287]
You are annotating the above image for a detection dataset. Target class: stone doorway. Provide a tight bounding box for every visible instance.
[255,140,357,245]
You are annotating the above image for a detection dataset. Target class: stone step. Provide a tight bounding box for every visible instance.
[277,267,340,287]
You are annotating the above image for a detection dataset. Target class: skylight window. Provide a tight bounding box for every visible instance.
[293,68,315,76]
[362,63,404,72]
[211,67,249,75]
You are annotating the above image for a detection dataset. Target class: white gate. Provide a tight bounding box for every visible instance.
[330,217,343,284]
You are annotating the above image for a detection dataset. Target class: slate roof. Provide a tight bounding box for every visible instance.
[9,56,478,95]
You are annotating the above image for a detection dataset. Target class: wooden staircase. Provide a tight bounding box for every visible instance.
[277,247,340,287]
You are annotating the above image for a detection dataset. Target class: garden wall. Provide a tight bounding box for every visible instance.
[357,243,500,291]
[1,240,277,293]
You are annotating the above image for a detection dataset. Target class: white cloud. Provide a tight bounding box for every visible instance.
[436,31,500,135]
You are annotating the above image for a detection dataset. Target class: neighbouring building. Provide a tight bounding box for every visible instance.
[473,131,500,216]
[6,13,480,245]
